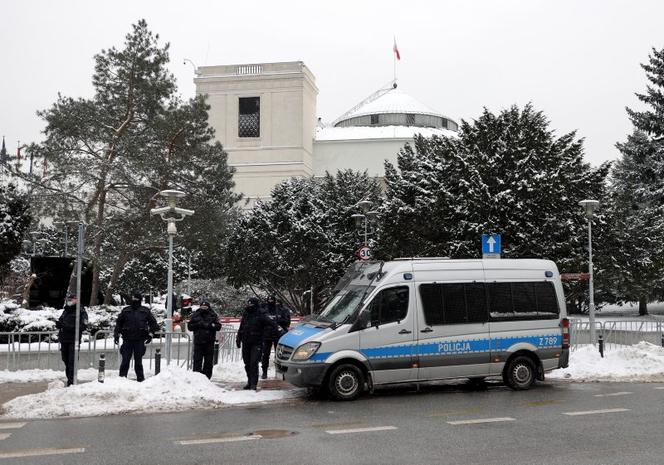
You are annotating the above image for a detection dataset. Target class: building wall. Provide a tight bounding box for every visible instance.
[195,62,318,205]
[312,138,413,178]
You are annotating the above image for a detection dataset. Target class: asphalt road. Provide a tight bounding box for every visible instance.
[1,380,663,465]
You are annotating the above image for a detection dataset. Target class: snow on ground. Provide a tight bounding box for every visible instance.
[0,368,100,384]
[0,358,272,385]
[550,341,664,382]
[2,364,303,419]
[1,359,301,419]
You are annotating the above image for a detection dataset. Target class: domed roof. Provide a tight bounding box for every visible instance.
[332,86,458,132]
[339,88,443,121]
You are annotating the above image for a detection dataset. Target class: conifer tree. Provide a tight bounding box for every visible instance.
[0,184,32,279]
[609,47,664,314]
[225,170,382,314]
[10,21,239,304]
[377,105,610,278]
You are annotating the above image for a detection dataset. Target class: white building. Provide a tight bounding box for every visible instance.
[194,61,458,206]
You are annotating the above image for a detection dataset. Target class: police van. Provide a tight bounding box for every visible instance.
[275,258,570,401]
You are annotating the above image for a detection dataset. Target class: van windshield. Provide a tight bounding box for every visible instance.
[314,261,383,325]
[316,285,375,324]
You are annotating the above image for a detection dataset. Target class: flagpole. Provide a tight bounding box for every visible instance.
[393,37,397,84]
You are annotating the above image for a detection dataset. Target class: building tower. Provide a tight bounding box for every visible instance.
[195,62,318,206]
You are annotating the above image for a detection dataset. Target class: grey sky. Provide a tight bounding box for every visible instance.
[1,0,662,167]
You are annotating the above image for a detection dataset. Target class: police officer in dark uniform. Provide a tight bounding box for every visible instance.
[236,297,280,390]
[261,295,291,379]
[188,300,222,379]
[56,292,88,386]
[114,291,159,382]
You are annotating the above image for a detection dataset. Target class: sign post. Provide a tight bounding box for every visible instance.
[356,245,372,261]
[481,233,501,259]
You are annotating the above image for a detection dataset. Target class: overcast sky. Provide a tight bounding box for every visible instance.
[1,0,662,167]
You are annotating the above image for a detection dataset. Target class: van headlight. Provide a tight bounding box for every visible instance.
[292,342,321,361]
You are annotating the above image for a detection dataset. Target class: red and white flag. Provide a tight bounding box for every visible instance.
[393,38,401,61]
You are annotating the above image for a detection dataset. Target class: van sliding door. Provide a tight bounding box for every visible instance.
[416,282,491,381]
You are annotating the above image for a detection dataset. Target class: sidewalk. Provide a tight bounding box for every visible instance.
[0,381,49,415]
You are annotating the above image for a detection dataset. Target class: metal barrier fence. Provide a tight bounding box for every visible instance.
[570,319,664,351]
[0,328,245,372]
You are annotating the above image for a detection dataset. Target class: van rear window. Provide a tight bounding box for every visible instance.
[487,281,559,321]
[419,281,559,325]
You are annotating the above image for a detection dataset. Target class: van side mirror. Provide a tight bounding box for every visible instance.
[351,309,371,332]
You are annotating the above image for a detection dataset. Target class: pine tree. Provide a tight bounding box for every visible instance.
[10,21,239,304]
[626,47,664,139]
[0,184,32,279]
[609,46,664,314]
[225,171,382,314]
[377,105,610,278]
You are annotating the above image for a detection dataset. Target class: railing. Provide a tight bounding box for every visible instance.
[0,328,248,372]
[570,319,664,352]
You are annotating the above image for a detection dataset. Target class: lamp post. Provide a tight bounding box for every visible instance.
[53,221,77,257]
[150,190,194,365]
[579,199,600,344]
[29,231,43,256]
[351,200,379,259]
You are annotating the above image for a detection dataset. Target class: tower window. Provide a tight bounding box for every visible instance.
[239,97,260,138]
[406,114,415,125]
[370,114,379,125]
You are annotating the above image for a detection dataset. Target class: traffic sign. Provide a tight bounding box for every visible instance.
[560,272,590,281]
[482,233,501,255]
[356,245,372,261]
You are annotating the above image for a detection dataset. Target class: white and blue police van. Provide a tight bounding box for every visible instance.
[275,258,570,400]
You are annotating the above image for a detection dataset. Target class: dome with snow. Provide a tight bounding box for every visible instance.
[332,86,459,132]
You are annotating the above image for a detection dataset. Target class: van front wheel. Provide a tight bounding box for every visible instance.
[328,364,364,401]
[504,356,536,390]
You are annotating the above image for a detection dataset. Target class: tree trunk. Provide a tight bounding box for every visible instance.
[89,189,108,307]
[103,251,132,305]
[638,297,648,316]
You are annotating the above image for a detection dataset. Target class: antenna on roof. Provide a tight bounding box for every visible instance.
[331,80,396,127]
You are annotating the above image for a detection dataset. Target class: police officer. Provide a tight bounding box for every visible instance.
[236,297,280,390]
[55,292,88,386]
[188,300,222,379]
[261,295,291,379]
[114,291,159,382]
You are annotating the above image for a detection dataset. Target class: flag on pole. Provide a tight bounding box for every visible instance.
[393,38,401,61]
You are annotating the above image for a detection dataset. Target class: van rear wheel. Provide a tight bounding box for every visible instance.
[328,364,364,401]
[503,356,535,390]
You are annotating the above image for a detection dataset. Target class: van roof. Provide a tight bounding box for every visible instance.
[390,258,556,269]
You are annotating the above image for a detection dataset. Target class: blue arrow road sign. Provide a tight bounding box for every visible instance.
[482,234,501,254]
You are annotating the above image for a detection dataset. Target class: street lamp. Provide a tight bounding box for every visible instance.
[352,199,379,251]
[579,199,600,344]
[150,189,194,365]
[29,231,43,256]
[53,221,78,257]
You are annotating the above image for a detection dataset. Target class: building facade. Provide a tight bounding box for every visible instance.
[195,61,457,206]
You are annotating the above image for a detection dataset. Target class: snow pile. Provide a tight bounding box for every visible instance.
[0,306,59,332]
[550,341,664,382]
[0,368,100,384]
[0,301,165,335]
[2,366,303,419]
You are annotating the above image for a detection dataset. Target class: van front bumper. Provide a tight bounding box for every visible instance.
[277,361,328,388]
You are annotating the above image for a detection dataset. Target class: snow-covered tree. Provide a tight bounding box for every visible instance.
[0,184,32,279]
[608,47,664,314]
[225,170,382,314]
[377,105,610,276]
[9,20,239,304]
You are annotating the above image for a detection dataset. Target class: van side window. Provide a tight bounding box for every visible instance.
[367,286,409,325]
[419,283,488,325]
[488,282,559,320]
